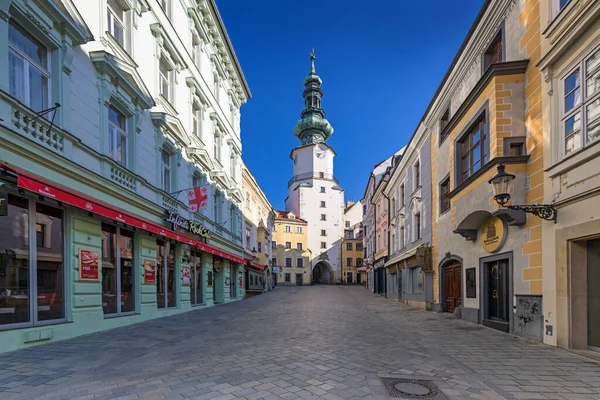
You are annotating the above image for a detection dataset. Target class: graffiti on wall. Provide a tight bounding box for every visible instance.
[516,295,543,342]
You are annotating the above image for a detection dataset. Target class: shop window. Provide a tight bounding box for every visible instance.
[466,267,476,298]
[156,240,176,308]
[190,250,203,305]
[0,195,65,327]
[457,112,489,184]
[285,273,291,282]
[410,266,424,293]
[440,177,451,213]
[483,31,503,71]
[108,106,128,166]
[8,20,50,112]
[101,224,134,315]
[285,241,291,249]
[297,258,303,268]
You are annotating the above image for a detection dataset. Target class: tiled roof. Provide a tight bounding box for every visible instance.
[274,210,307,223]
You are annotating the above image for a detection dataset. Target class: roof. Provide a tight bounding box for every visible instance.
[274,210,307,223]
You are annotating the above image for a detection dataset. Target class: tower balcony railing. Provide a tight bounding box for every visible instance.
[288,172,339,187]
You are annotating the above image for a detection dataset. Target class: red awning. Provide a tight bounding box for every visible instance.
[246,261,264,271]
[3,164,245,265]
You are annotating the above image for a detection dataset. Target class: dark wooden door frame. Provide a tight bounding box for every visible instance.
[439,254,464,313]
[479,251,514,333]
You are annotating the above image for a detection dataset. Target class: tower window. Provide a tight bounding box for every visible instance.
[320,186,326,193]
[320,214,326,221]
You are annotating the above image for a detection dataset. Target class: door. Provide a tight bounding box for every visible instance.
[588,240,600,350]
[444,264,462,312]
[295,274,302,286]
[229,266,236,299]
[357,273,362,284]
[487,261,509,323]
[346,272,352,283]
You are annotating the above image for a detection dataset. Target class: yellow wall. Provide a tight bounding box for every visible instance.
[272,219,311,285]
[341,238,363,282]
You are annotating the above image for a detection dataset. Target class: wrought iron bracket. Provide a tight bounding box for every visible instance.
[506,204,557,223]
[24,103,61,134]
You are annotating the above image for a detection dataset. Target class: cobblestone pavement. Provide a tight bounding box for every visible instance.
[1,286,600,400]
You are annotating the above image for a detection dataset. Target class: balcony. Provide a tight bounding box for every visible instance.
[288,172,339,187]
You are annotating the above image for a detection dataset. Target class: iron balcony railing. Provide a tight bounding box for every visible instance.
[288,172,339,187]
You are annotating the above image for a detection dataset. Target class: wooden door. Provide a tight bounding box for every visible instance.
[444,264,462,313]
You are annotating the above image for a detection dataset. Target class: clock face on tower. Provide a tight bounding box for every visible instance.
[315,149,326,159]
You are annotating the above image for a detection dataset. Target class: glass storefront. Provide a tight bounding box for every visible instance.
[190,250,203,305]
[101,224,134,315]
[0,194,64,327]
[156,240,176,308]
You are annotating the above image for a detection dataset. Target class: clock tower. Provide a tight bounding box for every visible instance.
[285,50,344,284]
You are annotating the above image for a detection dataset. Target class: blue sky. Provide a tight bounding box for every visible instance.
[216,0,485,210]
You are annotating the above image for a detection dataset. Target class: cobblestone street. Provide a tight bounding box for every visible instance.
[1,286,599,400]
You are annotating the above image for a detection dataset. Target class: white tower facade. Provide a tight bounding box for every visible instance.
[285,50,344,284]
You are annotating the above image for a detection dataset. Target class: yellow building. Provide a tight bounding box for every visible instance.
[272,211,311,286]
[241,162,275,295]
[341,234,364,284]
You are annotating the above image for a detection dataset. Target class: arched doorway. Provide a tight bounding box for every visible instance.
[312,261,334,284]
[440,255,463,313]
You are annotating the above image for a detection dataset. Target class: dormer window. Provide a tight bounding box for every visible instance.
[483,31,503,71]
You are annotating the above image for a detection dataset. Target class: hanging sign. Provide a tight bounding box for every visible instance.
[143,259,156,283]
[164,210,211,240]
[79,249,99,281]
[213,257,222,273]
[480,216,507,253]
[0,191,7,216]
[182,266,191,286]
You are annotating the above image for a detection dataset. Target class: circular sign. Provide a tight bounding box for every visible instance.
[480,216,507,253]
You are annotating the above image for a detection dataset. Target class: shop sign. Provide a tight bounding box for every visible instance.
[143,259,156,283]
[214,257,222,273]
[374,258,386,269]
[272,266,281,273]
[79,249,99,281]
[182,266,191,286]
[0,191,7,216]
[480,216,507,253]
[164,211,211,240]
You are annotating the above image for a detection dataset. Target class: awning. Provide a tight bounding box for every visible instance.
[385,247,418,268]
[357,266,368,271]
[246,261,265,271]
[3,163,246,265]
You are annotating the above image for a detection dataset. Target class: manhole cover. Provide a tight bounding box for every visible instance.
[380,378,448,399]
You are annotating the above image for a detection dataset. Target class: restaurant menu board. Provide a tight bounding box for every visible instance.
[182,266,191,286]
[143,259,156,284]
[79,249,99,281]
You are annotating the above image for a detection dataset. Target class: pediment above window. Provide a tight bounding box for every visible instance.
[226,137,241,155]
[91,51,154,110]
[150,23,187,71]
[210,169,230,189]
[185,77,209,107]
[151,112,191,149]
[228,187,243,203]
[186,147,215,172]
[211,54,228,80]
[188,7,210,44]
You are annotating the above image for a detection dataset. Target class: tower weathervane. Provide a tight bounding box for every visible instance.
[310,48,316,74]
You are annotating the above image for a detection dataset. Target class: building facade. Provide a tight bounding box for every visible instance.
[538,0,600,351]
[0,0,249,353]
[385,126,433,309]
[285,51,344,284]
[341,200,364,284]
[271,211,311,286]
[241,162,274,295]
[372,171,391,295]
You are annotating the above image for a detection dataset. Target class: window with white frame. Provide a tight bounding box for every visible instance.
[107,0,126,47]
[192,104,203,139]
[191,38,202,69]
[230,153,237,180]
[214,78,220,102]
[214,132,222,162]
[108,106,128,166]
[159,57,171,101]
[161,149,171,192]
[213,190,222,222]
[159,0,170,18]
[414,212,421,241]
[400,225,405,249]
[8,20,50,111]
[562,48,600,155]
[296,226,303,233]
[414,160,420,188]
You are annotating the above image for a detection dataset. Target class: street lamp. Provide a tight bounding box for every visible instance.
[489,165,557,223]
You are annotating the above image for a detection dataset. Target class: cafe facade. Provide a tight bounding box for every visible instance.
[0,0,250,352]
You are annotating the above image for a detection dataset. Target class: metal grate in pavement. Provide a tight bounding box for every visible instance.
[380,378,449,399]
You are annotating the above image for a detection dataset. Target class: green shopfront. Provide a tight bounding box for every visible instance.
[0,163,245,353]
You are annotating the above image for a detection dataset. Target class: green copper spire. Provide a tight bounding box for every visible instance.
[293,49,333,145]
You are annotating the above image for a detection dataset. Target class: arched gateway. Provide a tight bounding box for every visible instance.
[312,261,334,284]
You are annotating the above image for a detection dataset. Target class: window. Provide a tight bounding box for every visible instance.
[192,105,203,139]
[356,243,363,251]
[213,190,222,223]
[285,273,291,282]
[285,242,291,249]
[297,258,304,268]
[257,242,262,253]
[271,258,277,266]
[384,200,388,213]
[230,153,237,181]
[440,107,450,143]
[320,201,326,208]
[356,258,363,267]
[383,229,387,246]
[319,172,325,178]
[214,78,220,102]
[285,258,292,268]
[345,230,353,239]
[159,57,171,101]
[391,233,395,253]
[321,229,327,236]
[285,225,291,233]
[415,212,421,240]
[458,113,489,183]
[272,224,276,232]
[483,31,503,71]
[8,20,50,111]
[320,214,326,221]
[214,133,222,162]
[440,177,451,213]
[400,184,405,207]
[161,150,171,192]
[297,242,303,250]
[414,161,420,188]
[159,0,170,18]
[320,242,326,249]
[377,204,381,216]
[560,0,570,9]
[245,227,251,249]
[347,258,353,266]
[562,48,600,155]
[296,226,303,233]
[410,267,424,293]
[400,226,405,249]
[102,224,135,315]
[0,196,65,327]
[377,233,381,250]
[345,221,350,228]
[346,242,353,251]
[108,106,128,166]
[190,250,203,305]
[320,186,326,193]
[107,0,125,46]
[272,241,277,249]
[391,198,396,215]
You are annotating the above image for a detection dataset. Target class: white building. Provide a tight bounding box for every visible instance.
[285,51,344,284]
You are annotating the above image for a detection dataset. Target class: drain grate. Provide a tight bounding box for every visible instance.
[380,378,448,399]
